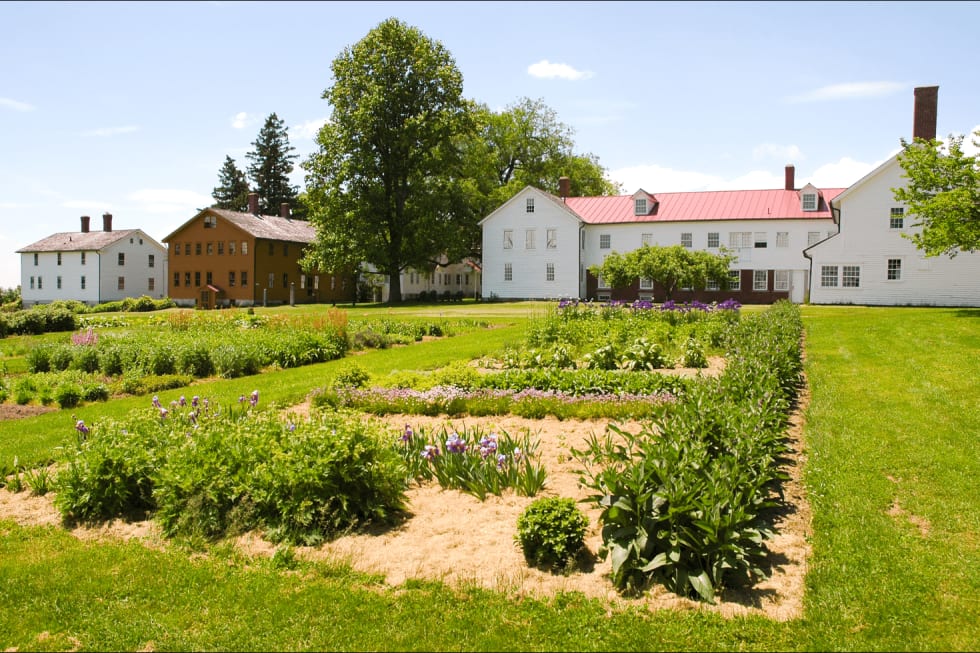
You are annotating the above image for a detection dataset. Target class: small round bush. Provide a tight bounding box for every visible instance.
[54,383,83,409]
[515,496,588,570]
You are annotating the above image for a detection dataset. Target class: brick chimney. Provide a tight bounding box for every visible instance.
[248,192,259,215]
[558,176,570,200]
[102,212,112,232]
[784,164,795,191]
[80,215,90,233]
[280,202,290,218]
[913,86,939,141]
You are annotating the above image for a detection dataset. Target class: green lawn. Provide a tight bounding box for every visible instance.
[0,302,977,651]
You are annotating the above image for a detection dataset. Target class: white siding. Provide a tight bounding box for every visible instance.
[809,157,980,306]
[20,251,102,307]
[99,232,168,303]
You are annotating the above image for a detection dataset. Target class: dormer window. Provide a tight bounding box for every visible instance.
[802,193,817,211]
[635,198,647,215]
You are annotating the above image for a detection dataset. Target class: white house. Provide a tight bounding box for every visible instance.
[17,213,168,307]
[806,86,980,307]
[480,172,842,304]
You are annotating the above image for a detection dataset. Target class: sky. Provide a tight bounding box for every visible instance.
[2,0,979,290]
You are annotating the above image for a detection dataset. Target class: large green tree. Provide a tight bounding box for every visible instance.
[893,131,980,257]
[246,112,303,218]
[211,155,251,212]
[589,245,735,300]
[302,18,471,303]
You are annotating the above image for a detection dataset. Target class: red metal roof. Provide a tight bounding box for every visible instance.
[563,187,845,224]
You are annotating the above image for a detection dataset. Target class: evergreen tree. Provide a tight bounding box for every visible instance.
[211,155,251,212]
[246,113,303,218]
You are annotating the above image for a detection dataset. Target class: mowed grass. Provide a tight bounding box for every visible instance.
[0,302,978,651]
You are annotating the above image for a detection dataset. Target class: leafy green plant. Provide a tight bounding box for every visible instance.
[583,343,619,370]
[23,465,52,496]
[54,382,83,408]
[680,336,708,368]
[619,337,669,370]
[515,497,589,571]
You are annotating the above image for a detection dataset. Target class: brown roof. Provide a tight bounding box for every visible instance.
[163,208,317,244]
[16,229,141,253]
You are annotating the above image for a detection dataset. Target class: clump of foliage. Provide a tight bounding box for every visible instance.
[515,497,589,571]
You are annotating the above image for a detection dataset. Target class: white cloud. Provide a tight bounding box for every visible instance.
[786,81,907,103]
[806,157,881,188]
[0,97,34,111]
[608,164,726,193]
[752,143,803,162]
[231,111,254,129]
[527,59,594,81]
[291,117,329,140]
[82,126,139,137]
[128,189,213,214]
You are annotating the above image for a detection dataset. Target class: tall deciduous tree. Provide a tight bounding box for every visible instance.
[211,155,251,212]
[302,18,471,303]
[589,244,735,300]
[893,131,980,257]
[246,112,303,218]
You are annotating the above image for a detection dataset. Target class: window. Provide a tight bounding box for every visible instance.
[207,242,214,255]
[183,272,190,287]
[820,265,839,287]
[525,229,535,249]
[229,241,235,256]
[842,266,861,287]
[57,252,62,266]
[465,273,470,285]
[681,232,693,248]
[206,271,213,285]
[174,272,180,287]
[80,276,86,290]
[774,270,789,291]
[802,193,817,211]
[808,231,821,246]
[504,263,513,281]
[300,275,307,290]
[241,271,247,287]
[599,234,611,249]
[753,270,768,291]
[194,271,201,287]
[229,271,236,287]
[268,273,275,288]
[117,276,125,290]
[269,242,275,256]
[503,230,513,249]
[148,254,155,268]
[217,241,224,255]
[887,259,902,280]
[776,232,789,248]
[707,232,719,248]
[547,228,557,249]
[148,278,155,292]
[56,276,62,289]
[728,270,741,291]
[890,208,905,229]
[204,215,217,228]
[283,273,288,288]
[29,277,34,289]
[184,242,190,255]
[283,244,288,256]
[33,253,38,266]
[195,243,202,255]
[241,241,248,255]
[634,198,647,215]
[641,233,653,246]
[455,274,461,285]
[730,232,751,248]
[526,198,535,213]
[546,263,555,281]
[81,252,86,265]
[174,243,180,256]
[754,232,768,248]
[639,277,653,290]
[706,278,720,291]
[118,252,125,266]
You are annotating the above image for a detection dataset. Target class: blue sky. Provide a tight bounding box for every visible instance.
[2,0,978,290]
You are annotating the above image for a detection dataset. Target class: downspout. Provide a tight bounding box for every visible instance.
[97,251,102,305]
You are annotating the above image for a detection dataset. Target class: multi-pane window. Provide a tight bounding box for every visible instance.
[707,232,720,248]
[634,198,647,215]
[195,243,202,255]
[706,278,720,291]
[546,263,555,281]
[774,270,789,291]
[81,252,86,265]
[241,241,248,255]
[754,232,768,248]
[229,271,236,287]
[639,277,653,290]
[842,266,861,287]
[283,244,289,256]
[776,232,789,248]
[641,233,653,246]
[148,254,155,268]
[204,215,217,228]
[57,252,62,266]
[890,208,905,229]
[148,278,155,292]
[37,277,42,289]
[547,229,557,249]
[268,242,275,256]
[241,271,247,287]
[504,263,513,281]
[184,272,191,287]
[730,232,751,248]
[80,276,86,290]
[753,270,768,291]
[33,253,38,266]
[525,229,535,249]
[728,270,741,291]
[117,276,125,290]
[217,241,224,255]
[268,273,275,288]
[194,272,201,287]
[229,241,236,256]
[118,252,125,266]
[808,231,821,246]
[820,266,838,287]
[681,232,693,248]
[283,273,288,288]
[206,272,213,286]
[207,242,214,255]
[56,276,62,289]
[174,243,181,256]
[887,259,902,280]
[503,230,513,249]
[802,193,817,211]
[599,234,611,249]
[174,272,180,287]
[526,198,535,213]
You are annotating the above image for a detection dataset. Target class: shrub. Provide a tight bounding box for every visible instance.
[54,383,83,408]
[515,497,589,571]
[48,345,75,372]
[176,342,214,378]
[333,363,370,389]
[25,345,52,373]
[71,346,101,373]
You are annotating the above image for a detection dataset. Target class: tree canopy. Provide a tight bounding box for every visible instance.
[246,113,303,218]
[211,155,251,212]
[893,131,980,257]
[589,244,735,300]
[302,17,472,302]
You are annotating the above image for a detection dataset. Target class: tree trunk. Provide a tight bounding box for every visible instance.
[388,271,402,304]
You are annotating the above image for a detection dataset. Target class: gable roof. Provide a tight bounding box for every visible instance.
[563,187,845,224]
[17,229,148,253]
[163,207,317,244]
[478,186,583,226]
